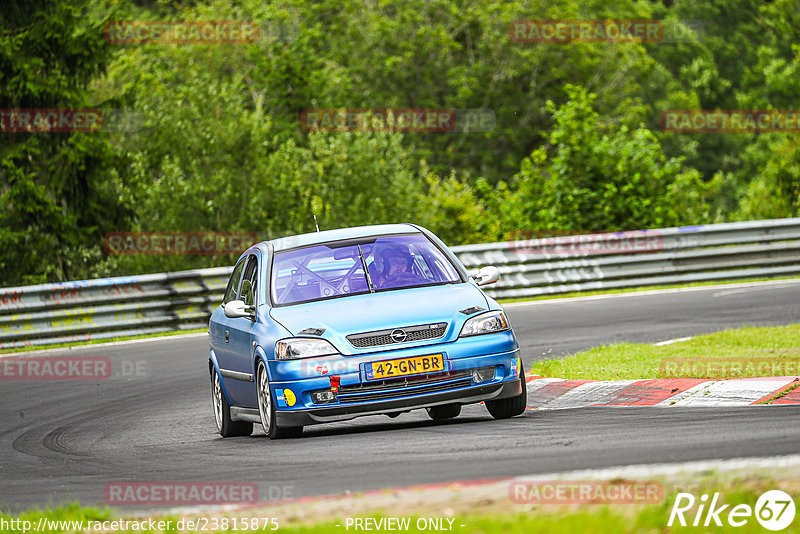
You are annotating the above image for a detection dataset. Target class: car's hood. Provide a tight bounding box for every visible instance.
[269,283,489,355]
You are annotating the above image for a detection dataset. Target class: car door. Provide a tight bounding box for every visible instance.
[210,256,247,375]
[223,252,262,407]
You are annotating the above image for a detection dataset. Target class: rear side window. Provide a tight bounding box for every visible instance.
[239,255,259,307]
[222,258,246,304]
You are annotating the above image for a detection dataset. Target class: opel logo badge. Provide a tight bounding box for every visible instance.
[390,329,407,343]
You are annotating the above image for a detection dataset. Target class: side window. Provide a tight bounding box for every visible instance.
[223,258,247,305]
[239,255,259,307]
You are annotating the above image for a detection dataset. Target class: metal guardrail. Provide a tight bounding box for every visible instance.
[0,269,231,349]
[2,218,800,349]
[452,218,800,299]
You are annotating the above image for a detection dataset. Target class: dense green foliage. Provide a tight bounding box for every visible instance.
[0,1,131,284]
[1,0,799,285]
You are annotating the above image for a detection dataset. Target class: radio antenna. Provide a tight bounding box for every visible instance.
[313,214,320,232]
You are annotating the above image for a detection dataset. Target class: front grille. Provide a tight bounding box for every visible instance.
[335,369,471,404]
[347,322,447,348]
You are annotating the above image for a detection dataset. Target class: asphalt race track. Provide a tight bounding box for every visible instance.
[1,280,799,511]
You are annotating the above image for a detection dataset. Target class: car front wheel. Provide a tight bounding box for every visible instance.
[256,360,303,439]
[212,370,253,437]
[485,365,528,420]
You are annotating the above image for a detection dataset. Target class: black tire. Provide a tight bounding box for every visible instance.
[212,370,253,437]
[426,403,462,420]
[256,361,303,439]
[485,365,528,420]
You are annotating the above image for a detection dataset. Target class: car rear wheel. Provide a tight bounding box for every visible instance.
[485,365,528,420]
[426,403,461,420]
[212,370,253,437]
[256,360,303,439]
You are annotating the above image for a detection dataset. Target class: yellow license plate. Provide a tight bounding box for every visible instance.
[365,354,445,380]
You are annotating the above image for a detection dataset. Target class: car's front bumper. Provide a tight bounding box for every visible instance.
[268,331,522,426]
[275,377,521,426]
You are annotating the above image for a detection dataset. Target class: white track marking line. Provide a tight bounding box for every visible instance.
[503,278,800,307]
[653,336,694,346]
[712,284,800,297]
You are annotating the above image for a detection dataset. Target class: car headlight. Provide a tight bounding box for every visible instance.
[459,311,510,337]
[275,338,339,360]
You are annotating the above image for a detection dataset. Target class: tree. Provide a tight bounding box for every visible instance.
[0,0,131,285]
[507,85,715,232]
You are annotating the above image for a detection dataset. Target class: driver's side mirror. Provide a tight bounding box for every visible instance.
[472,266,500,286]
[223,299,255,320]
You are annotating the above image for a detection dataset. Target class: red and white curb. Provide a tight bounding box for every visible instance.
[524,375,800,409]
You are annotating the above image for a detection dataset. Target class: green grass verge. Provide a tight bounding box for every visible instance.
[3,477,798,533]
[0,328,207,355]
[497,275,800,304]
[530,324,800,380]
[276,511,654,533]
[0,503,111,532]
[0,509,647,534]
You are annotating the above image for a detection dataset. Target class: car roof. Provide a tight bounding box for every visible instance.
[268,224,422,252]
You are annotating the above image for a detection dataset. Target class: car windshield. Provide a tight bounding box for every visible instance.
[271,234,461,306]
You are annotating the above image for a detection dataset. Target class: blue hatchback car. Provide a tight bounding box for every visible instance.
[208,224,526,438]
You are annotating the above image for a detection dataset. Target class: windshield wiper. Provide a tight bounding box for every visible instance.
[357,245,375,293]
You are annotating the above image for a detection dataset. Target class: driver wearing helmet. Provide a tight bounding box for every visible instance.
[371,243,420,289]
